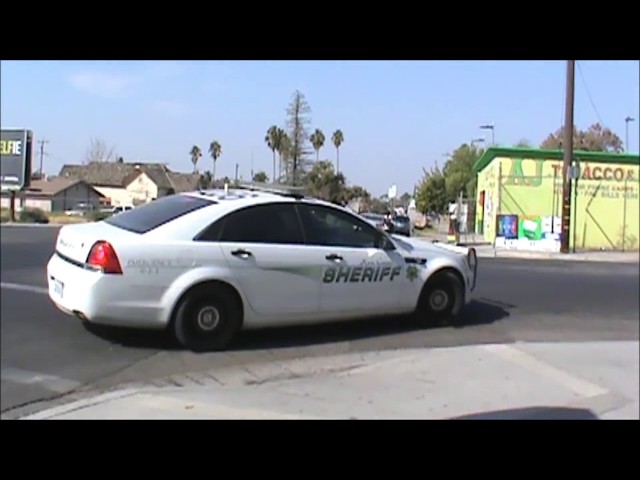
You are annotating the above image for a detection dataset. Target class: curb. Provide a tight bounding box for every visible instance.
[416,238,639,263]
[0,223,64,228]
[16,350,417,419]
[486,250,640,263]
[20,389,142,420]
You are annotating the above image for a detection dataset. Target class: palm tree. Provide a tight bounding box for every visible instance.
[331,129,344,174]
[265,126,279,182]
[278,131,291,182]
[310,128,325,161]
[208,141,222,179]
[190,145,202,173]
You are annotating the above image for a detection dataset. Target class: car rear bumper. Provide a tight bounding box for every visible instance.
[46,252,167,329]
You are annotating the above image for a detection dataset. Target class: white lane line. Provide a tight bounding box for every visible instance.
[480,344,609,398]
[1,366,82,393]
[0,282,48,295]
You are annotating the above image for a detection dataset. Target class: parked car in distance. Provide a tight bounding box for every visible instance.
[360,212,386,229]
[111,205,134,214]
[64,202,95,216]
[392,215,413,237]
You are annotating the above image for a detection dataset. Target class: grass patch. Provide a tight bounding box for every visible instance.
[47,214,89,224]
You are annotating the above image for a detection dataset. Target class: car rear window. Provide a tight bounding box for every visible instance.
[104,195,214,234]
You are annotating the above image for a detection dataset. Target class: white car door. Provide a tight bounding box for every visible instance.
[213,202,321,317]
[296,203,407,317]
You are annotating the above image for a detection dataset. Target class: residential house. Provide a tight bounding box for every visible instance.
[59,161,201,207]
[0,178,106,212]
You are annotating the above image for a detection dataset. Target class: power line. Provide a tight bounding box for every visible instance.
[576,61,604,126]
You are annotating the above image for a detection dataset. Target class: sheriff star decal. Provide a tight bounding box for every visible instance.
[405,265,419,282]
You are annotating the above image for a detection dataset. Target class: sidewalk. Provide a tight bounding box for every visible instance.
[474,246,640,263]
[21,341,639,420]
[414,231,639,263]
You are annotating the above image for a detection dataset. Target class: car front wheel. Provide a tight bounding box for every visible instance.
[414,269,465,326]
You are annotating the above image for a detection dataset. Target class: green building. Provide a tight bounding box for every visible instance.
[472,147,640,252]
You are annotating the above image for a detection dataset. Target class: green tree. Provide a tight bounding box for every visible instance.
[285,90,313,185]
[304,160,346,203]
[189,145,202,173]
[331,129,344,173]
[415,163,447,214]
[253,171,269,183]
[541,123,623,152]
[265,126,280,182]
[342,185,372,212]
[208,141,222,179]
[310,128,326,161]
[442,143,483,202]
[198,170,213,189]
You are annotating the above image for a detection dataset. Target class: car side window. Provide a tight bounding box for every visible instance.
[213,203,305,244]
[297,203,384,248]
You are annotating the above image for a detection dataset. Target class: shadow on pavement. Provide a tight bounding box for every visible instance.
[82,298,511,352]
[450,406,599,420]
[233,298,511,351]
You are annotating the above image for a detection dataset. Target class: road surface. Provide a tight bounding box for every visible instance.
[1,225,638,417]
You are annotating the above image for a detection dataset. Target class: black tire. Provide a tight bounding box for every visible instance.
[172,283,243,352]
[414,270,465,326]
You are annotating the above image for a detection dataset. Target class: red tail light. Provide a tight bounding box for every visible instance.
[86,241,123,274]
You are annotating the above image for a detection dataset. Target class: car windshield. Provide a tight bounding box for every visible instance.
[394,216,410,224]
[104,194,214,234]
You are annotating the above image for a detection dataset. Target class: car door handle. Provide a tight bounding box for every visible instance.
[325,253,343,261]
[231,249,252,258]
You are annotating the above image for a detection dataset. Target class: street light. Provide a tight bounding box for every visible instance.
[480,123,495,145]
[625,116,635,152]
[471,137,485,147]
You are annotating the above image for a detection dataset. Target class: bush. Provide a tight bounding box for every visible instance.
[19,207,49,224]
[0,208,10,223]
[88,211,112,222]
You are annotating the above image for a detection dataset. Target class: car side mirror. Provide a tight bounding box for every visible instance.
[377,234,395,251]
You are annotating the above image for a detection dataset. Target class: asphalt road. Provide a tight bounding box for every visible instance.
[1,225,638,417]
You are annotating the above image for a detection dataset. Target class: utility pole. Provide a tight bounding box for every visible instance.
[250,149,254,183]
[560,60,575,254]
[625,116,635,152]
[235,163,239,184]
[37,139,49,178]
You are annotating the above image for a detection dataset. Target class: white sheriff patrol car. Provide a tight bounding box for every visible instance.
[46,184,478,352]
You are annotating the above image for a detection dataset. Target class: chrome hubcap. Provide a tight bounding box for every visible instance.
[429,289,449,311]
[196,306,220,331]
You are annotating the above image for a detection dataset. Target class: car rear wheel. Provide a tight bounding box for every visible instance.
[172,284,243,352]
[414,270,464,326]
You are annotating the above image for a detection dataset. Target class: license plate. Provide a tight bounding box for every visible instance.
[52,279,64,298]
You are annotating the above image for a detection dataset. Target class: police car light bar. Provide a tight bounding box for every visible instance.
[235,182,307,198]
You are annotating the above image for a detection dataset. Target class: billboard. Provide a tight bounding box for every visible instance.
[1,129,33,191]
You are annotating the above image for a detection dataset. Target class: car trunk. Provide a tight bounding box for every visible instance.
[55,221,139,266]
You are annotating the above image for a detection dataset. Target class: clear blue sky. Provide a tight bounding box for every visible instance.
[1,60,638,196]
